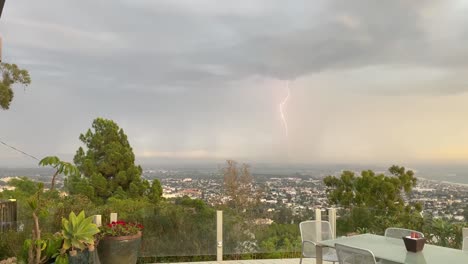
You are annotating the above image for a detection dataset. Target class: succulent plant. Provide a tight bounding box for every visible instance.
[61,211,100,254]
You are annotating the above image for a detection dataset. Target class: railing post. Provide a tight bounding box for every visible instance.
[315,208,322,241]
[110,213,117,223]
[93,215,102,227]
[217,210,223,261]
[328,208,336,239]
[463,228,468,239]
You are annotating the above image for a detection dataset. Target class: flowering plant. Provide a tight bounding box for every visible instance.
[100,220,143,237]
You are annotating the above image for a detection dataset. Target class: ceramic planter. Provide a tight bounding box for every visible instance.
[97,231,142,264]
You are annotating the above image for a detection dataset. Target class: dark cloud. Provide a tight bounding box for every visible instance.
[1,0,468,165]
[3,0,465,89]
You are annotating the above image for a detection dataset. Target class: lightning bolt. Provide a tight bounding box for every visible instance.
[279,81,291,137]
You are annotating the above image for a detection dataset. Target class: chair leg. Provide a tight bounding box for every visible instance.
[300,242,304,264]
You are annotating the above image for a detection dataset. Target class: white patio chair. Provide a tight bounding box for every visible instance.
[299,220,338,264]
[384,227,424,239]
[335,243,377,264]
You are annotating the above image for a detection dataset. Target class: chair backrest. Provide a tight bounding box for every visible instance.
[463,237,468,251]
[335,243,377,264]
[299,220,334,242]
[384,227,424,239]
[299,220,334,258]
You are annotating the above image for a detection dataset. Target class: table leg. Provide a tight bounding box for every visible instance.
[316,244,323,264]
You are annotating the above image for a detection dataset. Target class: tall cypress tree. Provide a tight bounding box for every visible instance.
[69,117,161,203]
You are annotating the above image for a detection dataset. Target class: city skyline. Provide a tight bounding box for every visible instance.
[2,1,468,166]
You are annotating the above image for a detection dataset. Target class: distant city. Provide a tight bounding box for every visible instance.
[1,163,468,221]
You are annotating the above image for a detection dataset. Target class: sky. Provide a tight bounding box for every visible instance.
[1,0,468,167]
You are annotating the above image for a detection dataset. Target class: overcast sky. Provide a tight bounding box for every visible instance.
[1,0,468,167]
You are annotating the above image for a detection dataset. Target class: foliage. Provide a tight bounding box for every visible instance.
[70,118,162,203]
[223,160,261,214]
[99,197,154,223]
[324,165,423,234]
[426,218,453,247]
[17,185,68,264]
[50,195,98,232]
[0,180,57,263]
[255,223,301,257]
[421,217,468,249]
[100,221,143,237]
[222,210,256,256]
[0,230,30,262]
[272,206,296,224]
[2,177,40,198]
[26,183,47,264]
[356,227,371,234]
[324,165,417,211]
[0,63,31,110]
[61,211,100,253]
[39,156,79,191]
[139,197,216,257]
[42,233,64,263]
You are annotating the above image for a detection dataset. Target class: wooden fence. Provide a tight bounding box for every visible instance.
[0,200,17,232]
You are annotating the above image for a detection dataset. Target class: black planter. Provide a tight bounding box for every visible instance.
[68,250,89,264]
[97,232,142,264]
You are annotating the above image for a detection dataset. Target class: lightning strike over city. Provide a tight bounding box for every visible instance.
[279,81,291,138]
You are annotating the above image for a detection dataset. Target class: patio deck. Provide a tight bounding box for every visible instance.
[154,258,333,264]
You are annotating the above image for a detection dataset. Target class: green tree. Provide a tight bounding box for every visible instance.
[5,177,39,197]
[323,165,422,234]
[70,118,161,203]
[0,63,31,110]
[38,156,79,191]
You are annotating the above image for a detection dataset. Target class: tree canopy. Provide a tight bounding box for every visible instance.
[324,165,422,234]
[223,160,261,213]
[324,165,417,212]
[0,63,31,110]
[68,117,161,203]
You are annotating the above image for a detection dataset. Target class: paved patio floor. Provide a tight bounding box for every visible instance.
[155,258,333,264]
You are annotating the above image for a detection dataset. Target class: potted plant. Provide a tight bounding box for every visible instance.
[97,220,143,264]
[55,211,100,264]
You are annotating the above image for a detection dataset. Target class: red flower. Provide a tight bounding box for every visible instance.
[100,219,143,237]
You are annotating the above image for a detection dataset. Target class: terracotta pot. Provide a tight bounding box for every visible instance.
[97,231,142,264]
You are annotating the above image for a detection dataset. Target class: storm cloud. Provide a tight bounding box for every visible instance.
[1,0,468,166]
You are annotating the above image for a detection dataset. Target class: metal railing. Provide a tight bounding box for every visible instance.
[97,208,337,261]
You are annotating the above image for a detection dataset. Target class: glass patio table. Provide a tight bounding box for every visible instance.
[316,233,468,264]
